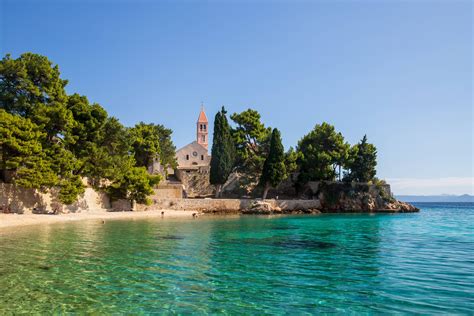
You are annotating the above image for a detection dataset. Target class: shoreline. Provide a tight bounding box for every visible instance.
[0,206,419,230]
[0,210,197,230]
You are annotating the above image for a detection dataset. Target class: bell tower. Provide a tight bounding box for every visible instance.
[196,105,208,150]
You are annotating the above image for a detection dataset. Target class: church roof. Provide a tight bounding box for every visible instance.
[176,141,208,153]
[197,108,208,122]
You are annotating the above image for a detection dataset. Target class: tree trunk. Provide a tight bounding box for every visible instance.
[1,162,5,183]
[1,148,6,182]
[215,184,222,198]
[73,161,87,176]
[262,183,270,200]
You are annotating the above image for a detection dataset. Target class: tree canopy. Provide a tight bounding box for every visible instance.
[230,109,271,191]
[128,122,177,173]
[129,122,162,168]
[0,53,177,205]
[0,109,56,188]
[296,122,350,184]
[0,53,71,140]
[154,124,178,171]
[344,135,377,182]
[107,167,161,205]
[2,52,381,205]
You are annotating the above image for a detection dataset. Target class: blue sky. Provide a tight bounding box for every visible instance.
[1,0,472,194]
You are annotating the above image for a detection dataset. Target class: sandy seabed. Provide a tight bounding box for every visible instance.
[0,209,197,230]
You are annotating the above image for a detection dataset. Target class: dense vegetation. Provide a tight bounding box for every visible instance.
[211,109,378,198]
[1,52,378,204]
[259,128,286,199]
[0,53,176,205]
[230,109,272,189]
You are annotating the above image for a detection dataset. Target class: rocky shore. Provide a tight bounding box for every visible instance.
[242,201,322,215]
[242,199,418,215]
[1,181,418,227]
[0,196,418,230]
[317,193,419,213]
[314,181,419,213]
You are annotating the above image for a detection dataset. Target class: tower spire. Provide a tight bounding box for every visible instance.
[197,104,209,150]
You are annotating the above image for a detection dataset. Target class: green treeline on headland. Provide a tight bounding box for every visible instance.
[211,108,379,199]
[0,53,177,204]
[1,52,379,204]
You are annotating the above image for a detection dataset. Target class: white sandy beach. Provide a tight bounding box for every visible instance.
[0,210,198,229]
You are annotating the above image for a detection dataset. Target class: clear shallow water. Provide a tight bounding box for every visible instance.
[0,203,473,314]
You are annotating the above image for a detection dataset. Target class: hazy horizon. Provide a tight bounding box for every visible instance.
[1,0,472,195]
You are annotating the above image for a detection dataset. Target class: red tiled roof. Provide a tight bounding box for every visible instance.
[197,109,208,122]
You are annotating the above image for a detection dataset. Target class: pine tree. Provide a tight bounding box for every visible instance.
[107,167,161,205]
[129,122,162,168]
[260,128,287,199]
[230,109,271,189]
[0,109,56,187]
[1,53,173,205]
[296,122,349,184]
[210,106,235,197]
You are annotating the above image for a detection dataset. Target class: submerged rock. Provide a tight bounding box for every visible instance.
[273,239,337,250]
[156,235,185,240]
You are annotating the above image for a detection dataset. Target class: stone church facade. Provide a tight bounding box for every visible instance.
[174,107,213,197]
[175,107,211,169]
[176,141,210,168]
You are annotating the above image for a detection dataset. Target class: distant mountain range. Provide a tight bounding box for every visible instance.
[396,194,474,203]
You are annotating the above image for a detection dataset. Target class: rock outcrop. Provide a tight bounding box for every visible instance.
[317,182,419,213]
[242,201,281,214]
[242,200,321,215]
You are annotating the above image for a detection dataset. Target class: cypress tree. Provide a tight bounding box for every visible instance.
[260,128,287,199]
[346,135,377,182]
[210,106,235,197]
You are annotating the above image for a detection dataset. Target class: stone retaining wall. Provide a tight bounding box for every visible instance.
[151,184,183,199]
[0,183,110,214]
[175,167,213,197]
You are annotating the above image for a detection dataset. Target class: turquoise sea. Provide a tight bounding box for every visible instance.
[0,203,473,314]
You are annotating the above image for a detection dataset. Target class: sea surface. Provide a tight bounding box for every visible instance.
[0,203,473,314]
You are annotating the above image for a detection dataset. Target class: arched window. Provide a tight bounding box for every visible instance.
[201,135,205,142]
[186,154,189,160]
